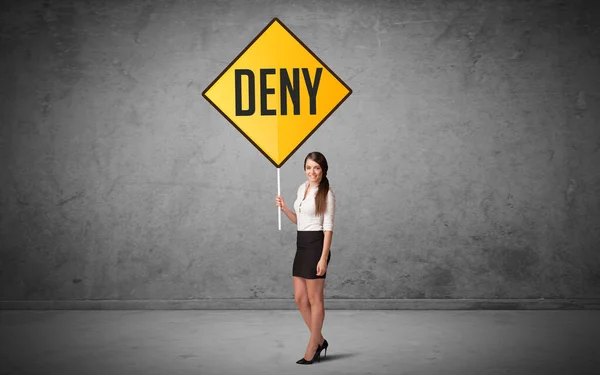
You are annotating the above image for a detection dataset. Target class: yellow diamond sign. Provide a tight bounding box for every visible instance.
[202,18,352,168]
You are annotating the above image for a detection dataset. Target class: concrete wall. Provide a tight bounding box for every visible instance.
[1,0,599,304]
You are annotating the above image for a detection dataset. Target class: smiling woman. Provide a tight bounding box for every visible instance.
[275,151,335,365]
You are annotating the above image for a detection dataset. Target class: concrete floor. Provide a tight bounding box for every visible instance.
[1,310,599,375]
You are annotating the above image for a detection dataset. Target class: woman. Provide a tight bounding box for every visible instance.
[275,151,335,365]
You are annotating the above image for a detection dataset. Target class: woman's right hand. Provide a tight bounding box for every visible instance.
[275,195,287,211]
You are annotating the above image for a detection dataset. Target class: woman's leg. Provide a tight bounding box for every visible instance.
[293,276,312,331]
[293,277,325,344]
[304,278,326,359]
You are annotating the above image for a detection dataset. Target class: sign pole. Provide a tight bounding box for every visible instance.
[277,168,281,230]
[201,18,351,232]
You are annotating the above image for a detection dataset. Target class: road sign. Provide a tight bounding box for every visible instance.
[202,18,352,168]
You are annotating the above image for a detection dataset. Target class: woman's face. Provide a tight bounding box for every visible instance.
[305,158,323,185]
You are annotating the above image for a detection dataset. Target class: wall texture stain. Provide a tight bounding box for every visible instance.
[1,0,599,301]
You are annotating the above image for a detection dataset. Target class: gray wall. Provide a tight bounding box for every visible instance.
[1,0,599,303]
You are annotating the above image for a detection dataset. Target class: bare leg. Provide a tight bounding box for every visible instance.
[304,278,326,359]
[293,277,324,344]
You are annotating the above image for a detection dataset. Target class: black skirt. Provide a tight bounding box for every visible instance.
[293,231,331,279]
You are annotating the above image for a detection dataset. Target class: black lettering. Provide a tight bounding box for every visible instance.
[260,68,276,116]
[280,68,300,115]
[235,69,255,116]
[302,68,322,115]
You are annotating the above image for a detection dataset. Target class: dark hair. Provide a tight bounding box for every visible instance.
[304,152,330,216]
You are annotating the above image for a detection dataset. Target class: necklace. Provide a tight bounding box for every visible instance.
[300,182,316,213]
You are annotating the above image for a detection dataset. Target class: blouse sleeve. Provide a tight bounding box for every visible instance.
[323,189,335,231]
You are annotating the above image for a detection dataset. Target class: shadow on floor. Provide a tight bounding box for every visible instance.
[321,352,359,361]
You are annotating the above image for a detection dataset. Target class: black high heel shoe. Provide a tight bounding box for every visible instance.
[319,339,329,359]
[296,344,321,365]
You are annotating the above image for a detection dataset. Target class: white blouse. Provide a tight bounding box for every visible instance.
[293,181,335,231]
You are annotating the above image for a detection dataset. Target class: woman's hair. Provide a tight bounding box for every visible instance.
[304,151,330,216]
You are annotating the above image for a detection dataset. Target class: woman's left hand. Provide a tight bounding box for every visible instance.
[316,259,327,276]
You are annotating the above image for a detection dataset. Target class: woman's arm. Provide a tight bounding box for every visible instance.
[276,195,297,224]
[281,204,297,224]
[317,230,333,276]
[321,230,333,260]
[321,190,335,260]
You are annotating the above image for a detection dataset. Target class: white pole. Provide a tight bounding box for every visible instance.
[277,168,281,230]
